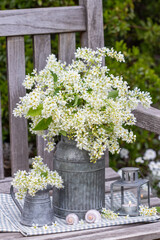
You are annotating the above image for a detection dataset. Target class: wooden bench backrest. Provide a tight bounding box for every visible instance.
[0,0,104,177]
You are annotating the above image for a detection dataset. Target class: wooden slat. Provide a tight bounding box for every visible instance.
[0,224,142,240]
[7,36,29,176]
[133,104,160,134]
[5,222,160,240]
[105,150,109,167]
[58,33,76,64]
[0,93,4,179]
[150,197,160,207]
[33,35,53,170]
[0,7,86,37]
[105,167,120,182]
[79,0,107,165]
[79,0,104,50]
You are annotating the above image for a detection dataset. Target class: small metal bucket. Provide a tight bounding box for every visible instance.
[10,185,54,227]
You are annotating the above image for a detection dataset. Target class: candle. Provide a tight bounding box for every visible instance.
[122,201,137,215]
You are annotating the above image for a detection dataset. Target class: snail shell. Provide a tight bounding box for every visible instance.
[85,210,101,223]
[66,213,79,225]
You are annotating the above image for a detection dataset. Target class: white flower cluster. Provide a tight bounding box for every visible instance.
[13,47,152,163]
[120,148,129,159]
[12,156,64,199]
[139,205,157,217]
[135,149,157,164]
[148,161,160,179]
[101,208,119,220]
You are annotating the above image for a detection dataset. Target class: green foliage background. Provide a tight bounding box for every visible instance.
[0,0,160,182]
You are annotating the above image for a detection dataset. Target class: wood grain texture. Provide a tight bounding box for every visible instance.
[0,93,4,179]
[33,35,53,170]
[133,104,160,134]
[0,7,86,37]
[58,33,76,64]
[3,222,160,240]
[79,0,104,50]
[79,0,107,164]
[7,36,29,176]
[105,167,120,182]
[0,225,138,240]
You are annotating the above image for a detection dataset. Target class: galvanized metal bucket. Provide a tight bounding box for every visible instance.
[53,137,105,219]
[10,185,54,226]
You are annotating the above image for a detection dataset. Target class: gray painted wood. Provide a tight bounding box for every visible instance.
[0,7,86,37]
[105,168,120,182]
[7,36,29,176]
[33,35,53,170]
[105,149,109,167]
[0,93,4,179]
[79,0,104,50]
[133,104,160,134]
[58,33,76,64]
[3,222,160,240]
[79,0,107,165]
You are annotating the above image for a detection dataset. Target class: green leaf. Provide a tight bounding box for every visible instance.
[59,130,67,136]
[50,70,58,83]
[54,87,60,95]
[156,207,160,213]
[108,90,118,99]
[27,104,43,116]
[87,88,93,93]
[100,106,106,111]
[40,171,48,178]
[101,123,114,133]
[33,117,52,131]
[73,95,79,106]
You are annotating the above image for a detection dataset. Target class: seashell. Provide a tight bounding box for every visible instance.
[85,209,101,223]
[66,213,79,225]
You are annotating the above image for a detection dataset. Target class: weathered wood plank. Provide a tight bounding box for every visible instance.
[79,0,104,50]
[0,93,4,179]
[33,34,53,170]
[7,36,29,176]
[5,222,160,240]
[58,33,76,64]
[0,177,12,193]
[105,168,120,182]
[0,177,12,183]
[133,104,160,134]
[105,149,109,168]
[150,197,160,207]
[0,225,136,240]
[0,7,86,37]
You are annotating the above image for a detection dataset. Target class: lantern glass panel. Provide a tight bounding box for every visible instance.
[110,167,150,217]
[140,183,150,206]
[111,184,139,216]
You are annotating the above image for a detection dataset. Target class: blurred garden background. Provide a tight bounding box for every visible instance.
[0,0,160,196]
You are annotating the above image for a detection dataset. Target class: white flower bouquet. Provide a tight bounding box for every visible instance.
[13,47,152,163]
[12,156,64,199]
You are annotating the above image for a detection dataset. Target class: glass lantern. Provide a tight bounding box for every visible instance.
[110,167,150,216]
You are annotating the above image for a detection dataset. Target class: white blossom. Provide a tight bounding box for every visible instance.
[12,156,64,199]
[120,148,129,159]
[135,157,144,164]
[149,161,160,179]
[143,149,156,160]
[13,47,152,163]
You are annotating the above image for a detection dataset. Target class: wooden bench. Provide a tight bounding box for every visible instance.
[0,0,160,239]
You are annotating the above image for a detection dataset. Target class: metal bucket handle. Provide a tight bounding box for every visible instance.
[10,185,23,214]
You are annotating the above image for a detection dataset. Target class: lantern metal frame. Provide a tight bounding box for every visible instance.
[110,167,150,217]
